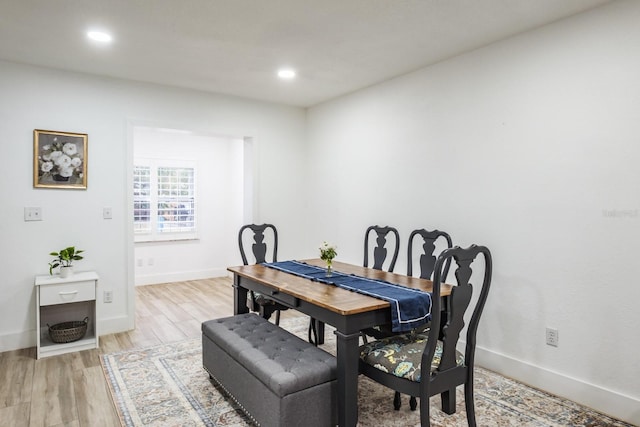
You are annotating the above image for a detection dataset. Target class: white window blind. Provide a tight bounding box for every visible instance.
[133,161,197,242]
[133,166,151,233]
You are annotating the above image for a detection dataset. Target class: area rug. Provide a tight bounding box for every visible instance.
[101,316,632,427]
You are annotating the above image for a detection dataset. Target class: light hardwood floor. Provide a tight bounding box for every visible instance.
[0,277,292,427]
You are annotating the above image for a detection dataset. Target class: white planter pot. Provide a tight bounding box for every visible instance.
[60,266,74,278]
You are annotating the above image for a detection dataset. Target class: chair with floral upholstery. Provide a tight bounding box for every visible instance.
[359,244,492,426]
[389,228,454,410]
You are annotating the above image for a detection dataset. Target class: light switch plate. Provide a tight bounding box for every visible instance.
[103,207,113,219]
[24,207,42,221]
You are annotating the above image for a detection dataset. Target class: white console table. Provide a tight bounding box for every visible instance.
[34,271,99,359]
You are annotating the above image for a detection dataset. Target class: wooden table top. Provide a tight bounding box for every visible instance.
[227,259,451,316]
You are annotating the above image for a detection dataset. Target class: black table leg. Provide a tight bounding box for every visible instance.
[233,279,249,315]
[317,321,325,345]
[335,329,360,427]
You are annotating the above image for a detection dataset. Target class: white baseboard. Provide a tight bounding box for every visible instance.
[0,329,36,353]
[99,314,134,336]
[475,346,640,426]
[134,268,228,286]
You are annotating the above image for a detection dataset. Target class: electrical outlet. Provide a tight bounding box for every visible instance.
[546,327,559,347]
[103,207,113,219]
[104,290,113,303]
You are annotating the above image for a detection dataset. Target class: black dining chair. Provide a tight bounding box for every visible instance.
[360,225,400,343]
[238,223,289,325]
[393,228,454,410]
[316,225,400,345]
[359,244,493,427]
[369,228,454,410]
[364,225,400,272]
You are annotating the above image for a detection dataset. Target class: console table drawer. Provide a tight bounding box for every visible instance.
[39,281,96,306]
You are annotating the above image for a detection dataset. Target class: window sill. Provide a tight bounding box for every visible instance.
[134,234,199,244]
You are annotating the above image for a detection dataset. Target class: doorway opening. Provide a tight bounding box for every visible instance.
[131,125,253,286]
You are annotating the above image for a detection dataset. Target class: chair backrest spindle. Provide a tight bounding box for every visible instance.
[364,225,400,272]
[407,229,453,280]
[239,223,278,265]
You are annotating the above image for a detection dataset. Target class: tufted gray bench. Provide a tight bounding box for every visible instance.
[202,313,337,427]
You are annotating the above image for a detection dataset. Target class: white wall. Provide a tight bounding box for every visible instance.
[305,1,640,424]
[0,60,307,350]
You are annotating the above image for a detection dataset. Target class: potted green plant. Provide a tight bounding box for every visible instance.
[49,246,84,277]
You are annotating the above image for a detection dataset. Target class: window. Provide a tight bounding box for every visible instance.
[133,160,197,242]
[133,166,151,233]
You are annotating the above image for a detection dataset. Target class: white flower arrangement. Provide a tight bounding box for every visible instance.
[319,241,338,265]
[39,137,83,181]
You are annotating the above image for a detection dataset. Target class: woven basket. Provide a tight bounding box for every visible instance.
[48,317,89,343]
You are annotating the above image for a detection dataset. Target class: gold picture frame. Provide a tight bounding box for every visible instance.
[34,129,88,189]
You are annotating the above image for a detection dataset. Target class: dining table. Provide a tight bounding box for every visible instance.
[227,258,451,427]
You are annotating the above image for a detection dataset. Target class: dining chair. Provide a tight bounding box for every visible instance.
[359,244,492,427]
[360,225,400,344]
[369,228,454,410]
[238,223,289,325]
[389,228,454,410]
[364,225,400,272]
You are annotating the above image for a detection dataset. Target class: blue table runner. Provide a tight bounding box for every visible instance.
[262,260,431,333]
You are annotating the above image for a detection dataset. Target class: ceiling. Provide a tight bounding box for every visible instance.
[0,0,613,107]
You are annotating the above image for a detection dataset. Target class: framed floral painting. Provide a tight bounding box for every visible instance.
[34,129,88,189]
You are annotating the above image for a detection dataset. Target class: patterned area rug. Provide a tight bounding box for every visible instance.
[101,316,631,426]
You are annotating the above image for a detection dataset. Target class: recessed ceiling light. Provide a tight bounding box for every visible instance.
[87,31,113,43]
[277,68,296,79]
